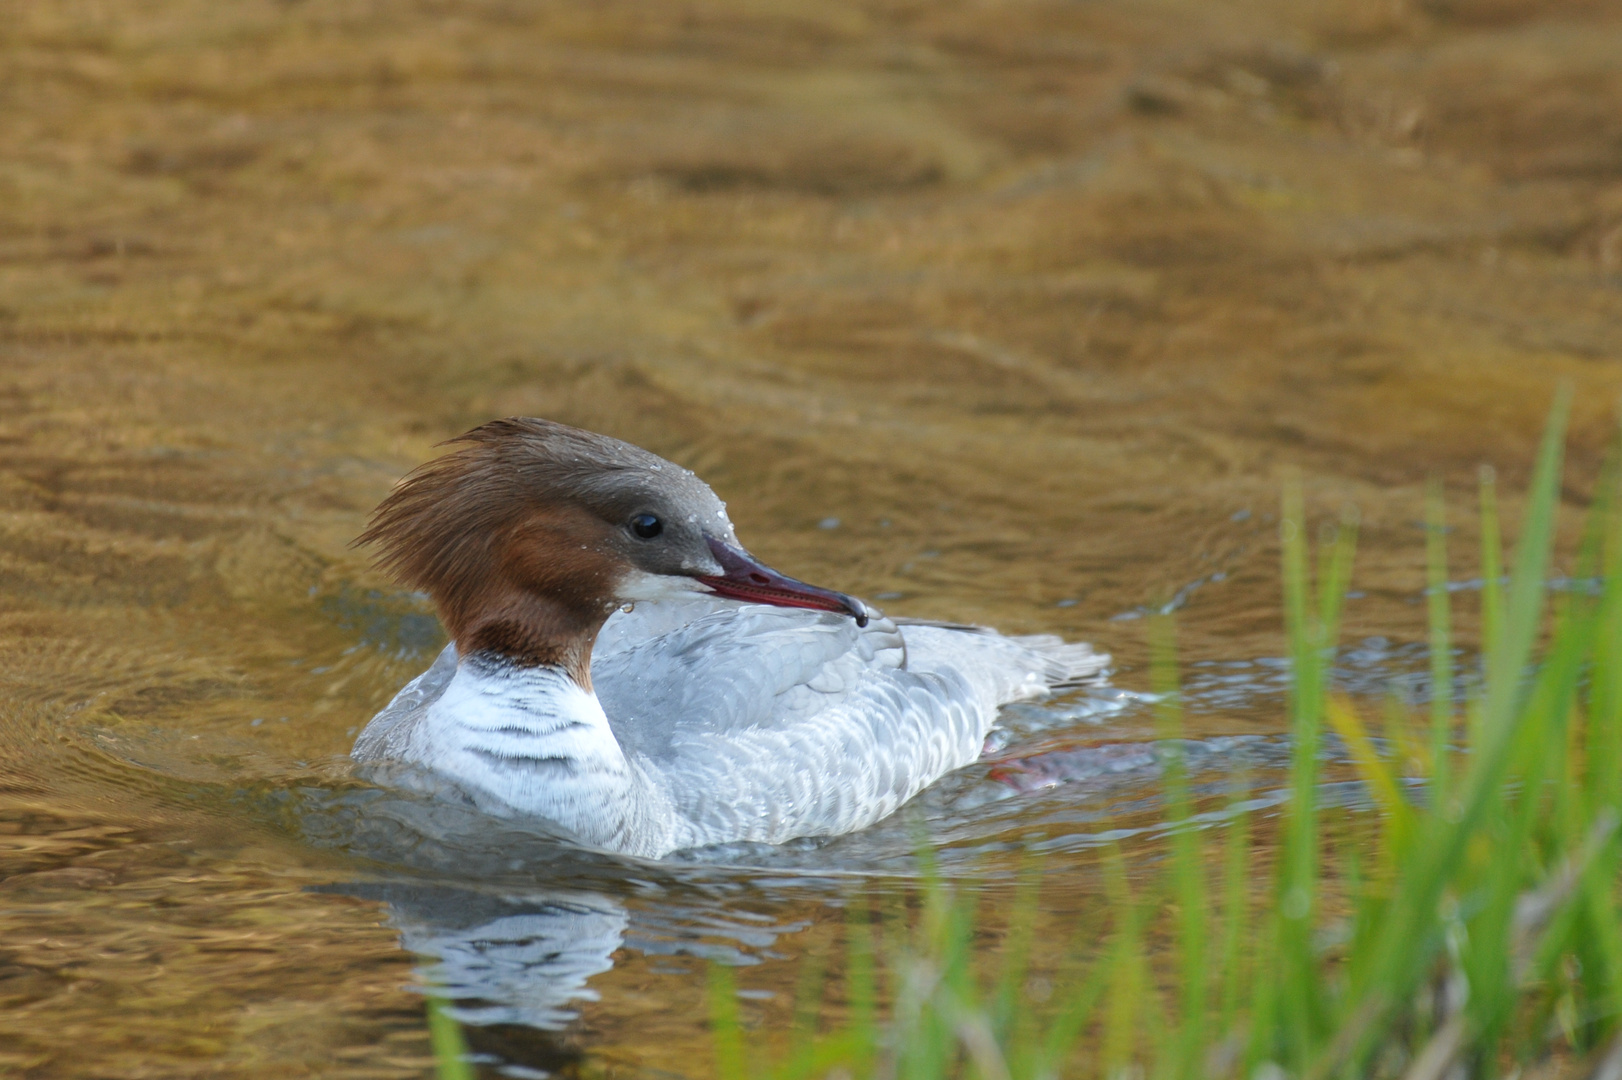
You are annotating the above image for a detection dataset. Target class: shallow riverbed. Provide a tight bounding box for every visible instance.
[3,0,1622,1075]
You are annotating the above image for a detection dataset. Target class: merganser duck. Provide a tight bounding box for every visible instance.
[351,418,1107,858]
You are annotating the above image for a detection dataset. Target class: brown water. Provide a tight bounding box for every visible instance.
[4,0,1622,1075]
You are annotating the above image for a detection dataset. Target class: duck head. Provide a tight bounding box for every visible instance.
[357,417,867,684]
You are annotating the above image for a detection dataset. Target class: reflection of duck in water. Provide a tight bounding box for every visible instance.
[352,418,1106,858]
[385,885,628,1030]
[326,878,796,1036]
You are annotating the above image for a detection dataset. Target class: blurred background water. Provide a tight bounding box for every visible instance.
[3,0,1622,1075]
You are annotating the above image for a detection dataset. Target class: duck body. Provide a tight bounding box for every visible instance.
[356,598,1104,857]
[350,418,1105,859]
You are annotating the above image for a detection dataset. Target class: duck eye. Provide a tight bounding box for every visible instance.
[630,513,663,539]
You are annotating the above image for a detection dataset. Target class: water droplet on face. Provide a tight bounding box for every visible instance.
[622,602,635,613]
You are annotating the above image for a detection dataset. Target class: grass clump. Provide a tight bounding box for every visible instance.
[710,390,1622,1079]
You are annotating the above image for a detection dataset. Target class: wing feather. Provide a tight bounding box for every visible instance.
[591,599,904,761]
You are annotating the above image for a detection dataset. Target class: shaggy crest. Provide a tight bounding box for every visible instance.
[355,417,723,672]
[358,419,701,587]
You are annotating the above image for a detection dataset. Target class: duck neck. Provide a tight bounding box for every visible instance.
[447,590,609,689]
[424,652,672,854]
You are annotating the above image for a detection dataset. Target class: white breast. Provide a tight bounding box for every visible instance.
[371,656,678,856]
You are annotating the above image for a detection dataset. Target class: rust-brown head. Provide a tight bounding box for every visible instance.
[356,418,867,684]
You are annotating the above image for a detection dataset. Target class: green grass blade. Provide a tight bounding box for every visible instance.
[1469,387,1569,809]
[1151,612,1207,1077]
[1276,476,1348,1062]
[426,994,475,1080]
[847,895,878,1079]
[1317,507,1360,647]
[1278,476,1316,1056]
[1218,778,1253,1037]
[1574,443,1622,1038]
[1242,909,1284,1078]
[1480,464,1505,667]
[708,965,749,1080]
[1577,847,1622,1046]
[1588,444,1622,815]
[1101,844,1147,1075]
[1326,697,1415,852]
[787,937,829,1075]
[991,857,1042,1042]
[1425,476,1454,803]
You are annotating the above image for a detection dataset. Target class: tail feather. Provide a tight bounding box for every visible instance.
[1009,634,1111,690]
[898,622,1110,708]
[891,617,995,634]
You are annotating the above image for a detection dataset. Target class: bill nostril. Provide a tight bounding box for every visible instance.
[750,573,769,584]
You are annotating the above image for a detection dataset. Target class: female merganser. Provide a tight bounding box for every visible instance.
[352,418,1106,858]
